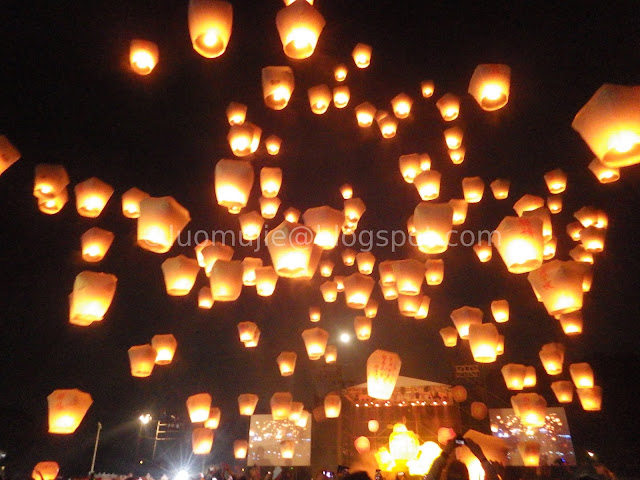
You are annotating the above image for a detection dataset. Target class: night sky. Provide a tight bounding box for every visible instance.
[1,0,640,478]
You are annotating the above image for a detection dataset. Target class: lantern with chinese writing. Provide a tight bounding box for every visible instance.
[276,0,325,59]
[444,126,464,149]
[238,394,258,416]
[551,381,574,403]
[198,286,214,309]
[130,39,158,75]
[69,271,117,326]
[302,327,329,360]
[570,363,594,388]
[439,327,458,347]
[518,441,540,467]
[391,93,413,119]
[462,177,484,204]
[74,177,113,218]
[303,206,343,249]
[188,0,232,58]
[226,102,246,126]
[137,196,191,253]
[522,207,552,241]
[192,427,214,454]
[539,343,564,375]
[333,86,350,108]
[528,260,585,316]
[501,364,527,391]
[161,255,199,296]
[450,306,483,339]
[47,389,93,434]
[0,135,20,176]
[589,157,620,183]
[187,393,212,423]
[344,273,375,309]
[414,170,441,201]
[354,316,372,340]
[234,440,248,459]
[414,202,454,254]
[577,386,602,411]
[471,402,488,420]
[128,345,157,377]
[266,221,315,278]
[436,93,460,121]
[468,64,511,111]
[490,179,510,200]
[367,349,401,400]
[324,393,342,418]
[558,311,583,336]
[352,43,372,68]
[421,80,435,98]
[493,216,544,273]
[425,259,444,285]
[270,392,293,420]
[209,260,243,301]
[32,462,59,480]
[355,102,377,127]
[151,334,177,365]
[80,227,114,263]
[308,84,331,114]
[511,393,547,428]
[468,323,500,363]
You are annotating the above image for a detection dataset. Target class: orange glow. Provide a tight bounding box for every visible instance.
[130,39,158,75]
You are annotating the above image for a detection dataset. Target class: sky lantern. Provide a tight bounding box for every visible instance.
[302,327,329,360]
[334,275,345,292]
[544,168,567,194]
[302,206,343,249]
[436,93,460,121]
[468,323,500,363]
[439,327,458,347]
[204,408,221,429]
[266,221,315,278]
[414,170,441,200]
[192,428,214,455]
[334,64,347,81]
[343,273,375,308]
[413,202,454,254]
[33,163,69,201]
[209,260,243,301]
[121,187,149,218]
[449,199,468,226]
[589,157,620,183]
[450,306,482,339]
[308,84,331,114]
[276,0,325,59]
[186,393,212,423]
[0,135,20,176]
[544,236,558,260]
[289,402,304,422]
[377,113,398,138]
[270,392,293,420]
[367,349,401,400]
[501,364,527,390]
[547,195,563,214]
[47,389,93,434]
[333,86,351,108]
[280,440,296,459]
[356,252,376,275]
[195,240,213,267]
[522,207,553,241]
[352,42,372,68]
[421,80,435,98]
[539,343,565,375]
[528,260,585,316]
[309,306,321,322]
[188,0,232,58]
[137,196,191,253]
[228,123,261,157]
[161,255,199,296]
[425,259,444,285]
[127,344,157,377]
[444,126,464,149]
[320,281,338,302]
[523,366,537,388]
[239,211,264,242]
[397,294,423,317]
[201,242,234,276]
[355,436,371,454]
[130,39,158,75]
[319,260,334,278]
[238,394,258,416]
[282,207,300,223]
[355,102,376,127]
[389,424,420,462]
[300,244,323,280]
[391,93,413,118]
[259,196,281,219]
[368,419,380,433]
[496,335,505,355]
[513,194,545,216]
[364,299,379,318]
[74,177,113,218]
[551,381,574,403]
[511,393,547,428]
[518,441,540,467]
[414,295,431,319]
[451,385,467,403]
[448,146,466,165]
[392,259,426,295]
[492,216,544,273]
[324,345,337,363]
[262,66,295,112]
[580,226,606,252]
[255,266,278,296]
[491,299,509,323]
[581,265,593,292]
[80,227,114,263]
[572,84,640,167]
[437,428,456,446]
[399,153,422,183]
[566,221,583,241]
[32,462,59,480]
[574,206,600,227]
[570,362,594,388]
[341,248,356,266]
[380,282,399,301]
[577,386,602,411]
[378,260,396,286]
[340,184,353,200]
[234,440,248,459]
[462,176,484,203]
[260,167,283,198]
[471,402,488,420]
[558,311,583,336]
[69,271,117,326]
[324,393,342,418]
[226,102,247,126]
[570,245,593,264]
[198,287,214,309]
[151,334,178,365]
[354,316,372,340]
[344,197,366,222]
[468,64,511,111]
[277,351,297,376]
[490,178,510,199]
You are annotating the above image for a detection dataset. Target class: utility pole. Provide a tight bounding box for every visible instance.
[90,422,103,475]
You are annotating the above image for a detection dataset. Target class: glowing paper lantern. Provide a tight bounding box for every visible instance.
[277,351,297,376]
[280,440,296,459]
[352,43,372,68]
[226,102,247,126]
[265,135,282,155]
[377,113,398,138]
[471,402,488,420]
[69,271,117,326]
[208,260,242,301]
[324,345,337,363]
[518,441,540,467]
[324,393,342,418]
[344,197,366,222]
[449,147,466,165]
[308,306,321,322]
[228,123,261,157]
[450,306,482,339]
[355,436,371,454]
[47,389,93,434]
[121,187,149,218]
[187,393,212,423]
[414,170,441,200]
[239,211,264,241]
[391,93,413,119]
[589,157,620,183]
[528,260,585,316]
[580,226,606,252]
[238,394,258,415]
[234,440,248,459]
[32,462,59,480]
[425,259,444,285]
[204,408,220,429]
[333,86,350,108]
[524,366,537,387]
[380,281,398,300]
[198,286,214,309]
[513,194,545,216]
[128,345,157,377]
[522,207,553,241]
[151,334,178,365]
[161,255,199,296]
[308,84,331,114]
[413,202,454,254]
[468,323,500,363]
[551,381,574,403]
[192,428,214,454]
[237,322,258,344]
[544,169,567,194]
[289,402,304,422]
[511,393,547,428]
[496,335,505,356]
[334,64,348,81]
[468,64,511,111]
[577,386,602,411]
[301,327,329,360]
[399,154,422,183]
[137,196,191,253]
[462,177,484,203]
[547,195,563,214]
[265,221,314,278]
[368,420,380,432]
[449,199,468,225]
[259,196,281,219]
[439,327,458,347]
[258,167,283,199]
[490,179,510,200]
[567,222,583,242]
[558,311,583,336]
[444,126,464,149]
[539,343,565,375]
[302,206,343,250]
[355,252,375,275]
[201,243,234,276]
[397,294,422,317]
[392,259,426,295]
[570,363,594,388]
[436,93,460,121]
[367,349,401,400]
[492,216,544,273]
[74,177,113,218]
[319,260,334,277]
[544,236,558,260]
[354,316,372,340]
[421,80,435,98]
[437,427,456,445]
[343,273,375,309]
[501,364,527,391]
[364,299,379,318]
[276,0,325,59]
[195,240,212,267]
[270,392,293,420]
[355,102,377,127]
[80,227,114,263]
[0,135,20,176]
[130,39,158,75]
[570,245,593,264]
[389,424,420,461]
[188,0,232,58]
[320,281,338,302]
[33,164,69,200]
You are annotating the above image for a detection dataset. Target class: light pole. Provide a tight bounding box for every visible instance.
[136,414,152,463]
[89,422,102,475]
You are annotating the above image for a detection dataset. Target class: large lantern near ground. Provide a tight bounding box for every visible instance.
[468,64,511,111]
[266,221,315,278]
[151,334,178,365]
[571,84,640,168]
[501,364,527,391]
[303,206,343,249]
[577,386,602,411]
[276,0,325,59]
[137,196,191,253]
[187,393,212,423]
[308,84,332,114]
[74,177,114,218]
[367,349,401,400]
[324,393,342,418]
[539,343,565,375]
[468,323,500,363]
[570,363,594,388]
[130,39,158,75]
[69,271,117,326]
[270,392,293,420]
[352,43,372,68]
[277,351,297,376]
[436,93,460,121]
[121,187,149,218]
[551,381,574,403]
[234,440,248,459]
[188,0,232,58]
[343,273,375,309]
[492,216,544,273]
[439,327,458,347]
[80,227,114,263]
[450,306,482,339]
[528,260,585,316]
[192,428,214,454]
[32,462,59,480]
[161,255,199,296]
[302,327,329,360]
[413,202,454,254]
[47,389,93,434]
[238,394,259,416]
[128,344,157,377]
[209,260,243,301]
[511,393,547,428]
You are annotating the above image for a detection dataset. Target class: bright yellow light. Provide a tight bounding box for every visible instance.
[131,50,155,73]
[83,245,102,259]
[481,83,503,101]
[202,29,219,48]
[287,27,315,51]
[608,130,640,153]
